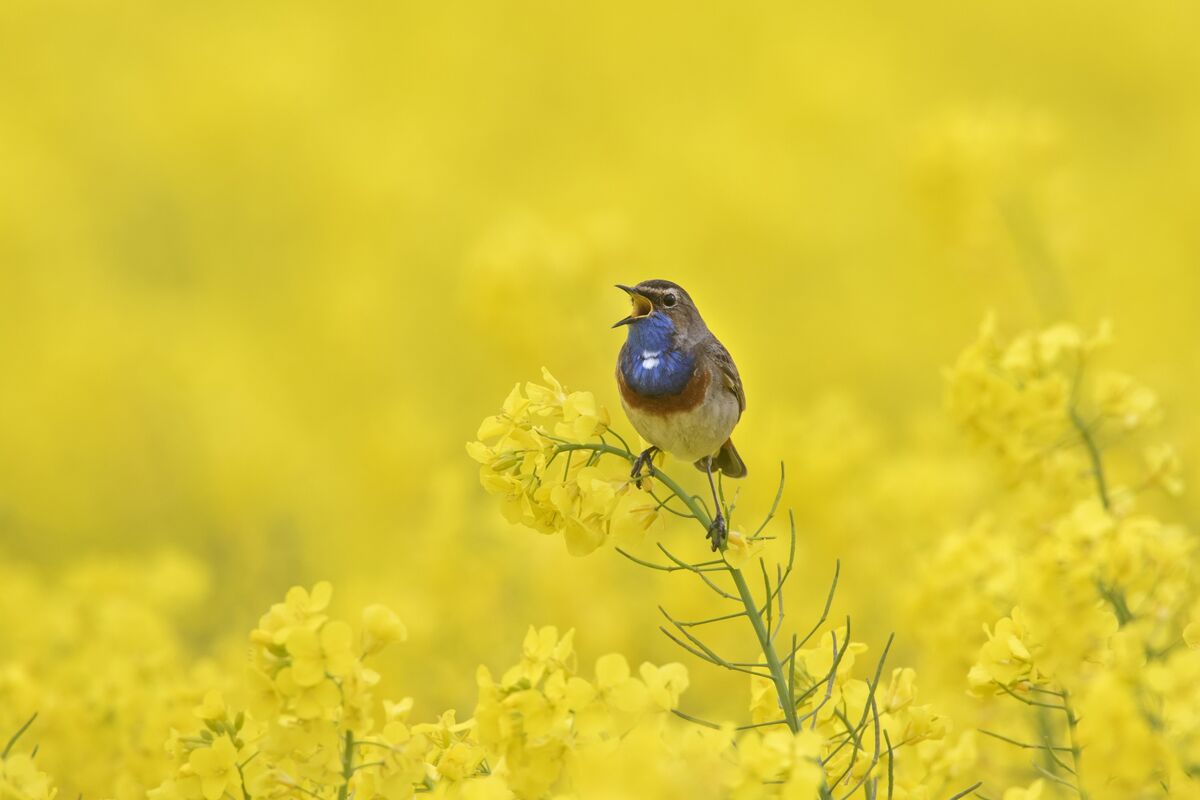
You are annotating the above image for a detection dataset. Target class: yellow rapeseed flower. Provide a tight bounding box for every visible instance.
[0,754,57,800]
[285,620,355,686]
[185,736,239,800]
[361,604,408,656]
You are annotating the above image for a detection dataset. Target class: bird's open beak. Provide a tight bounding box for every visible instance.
[613,284,653,327]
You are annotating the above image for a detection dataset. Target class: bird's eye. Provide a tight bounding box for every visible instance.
[662,293,677,308]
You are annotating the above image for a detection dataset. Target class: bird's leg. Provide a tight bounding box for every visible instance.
[630,446,659,488]
[703,456,728,551]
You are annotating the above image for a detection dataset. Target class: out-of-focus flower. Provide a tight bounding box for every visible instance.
[639,662,689,711]
[0,754,58,800]
[968,607,1044,694]
[186,736,239,800]
[285,620,355,686]
[1094,371,1161,431]
[727,728,825,800]
[1001,779,1045,800]
[946,317,1118,492]
[1185,618,1200,650]
[1145,443,1185,496]
[474,625,694,798]
[361,604,408,656]
[193,690,226,723]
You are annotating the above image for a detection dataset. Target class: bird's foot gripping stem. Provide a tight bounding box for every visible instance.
[706,513,728,552]
[630,446,659,489]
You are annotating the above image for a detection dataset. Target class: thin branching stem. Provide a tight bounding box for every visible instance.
[1070,406,1110,511]
[1044,745,1077,777]
[761,559,774,637]
[659,544,739,596]
[824,633,893,773]
[677,609,748,627]
[660,606,761,667]
[658,626,774,680]
[800,631,840,730]
[739,718,791,730]
[338,729,354,800]
[837,695,883,799]
[615,547,722,573]
[947,782,984,800]
[757,513,799,615]
[1032,763,1082,794]
[1062,689,1089,800]
[883,730,895,800]
[771,564,786,642]
[614,547,684,572]
[2,714,37,759]
[786,632,798,702]
[752,462,786,538]
[794,560,841,650]
[649,489,699,519]
[993,682,1069,712]
[236,764,253,800]
[978,729,1072,753]
[671,709,721,730]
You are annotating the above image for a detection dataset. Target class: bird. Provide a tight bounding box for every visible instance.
[612,279,746,550]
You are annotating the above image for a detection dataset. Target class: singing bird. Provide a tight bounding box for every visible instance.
[613,279,746,550]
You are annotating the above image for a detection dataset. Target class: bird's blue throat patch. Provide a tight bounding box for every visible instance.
[619,313,695,396]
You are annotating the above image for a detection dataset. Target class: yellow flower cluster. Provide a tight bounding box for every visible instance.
[945,316,1177,507]
[467,370,664,555]
[0,752,56,800]
[0,548,976,800]
[0,555,212,800]
[125,583,713,800]
[474,625,688,797]
[149,581,430,800]
[725,729,827,799]
[944,320,1200,798]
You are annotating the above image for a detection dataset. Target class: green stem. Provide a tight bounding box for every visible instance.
[560,444,798,721]
[563,442,799,728]
[1062,690,1089,800]
[559,439,831,798]
[729,567,800,732]
[338,729,354,800]
[2,713,37,759]
[236,764,252,800]
[1070,407,1110,510]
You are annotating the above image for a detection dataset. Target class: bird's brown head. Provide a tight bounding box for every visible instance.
[612,280,705,335]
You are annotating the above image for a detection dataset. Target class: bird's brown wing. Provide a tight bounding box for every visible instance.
[706,338,746,417]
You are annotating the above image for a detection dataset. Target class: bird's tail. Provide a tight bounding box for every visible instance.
[695,439,747,479]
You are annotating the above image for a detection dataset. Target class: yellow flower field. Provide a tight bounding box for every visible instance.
[2,2,1200,798]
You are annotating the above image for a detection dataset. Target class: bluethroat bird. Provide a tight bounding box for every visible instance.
[613,279,747,551]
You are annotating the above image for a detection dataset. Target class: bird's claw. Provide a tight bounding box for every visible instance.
[630,447,658,489]
[706,514,728,552]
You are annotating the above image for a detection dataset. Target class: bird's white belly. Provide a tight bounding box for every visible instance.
[621,384,739,463]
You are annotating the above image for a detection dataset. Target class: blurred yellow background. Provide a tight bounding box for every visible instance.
[2,1,1199,795]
